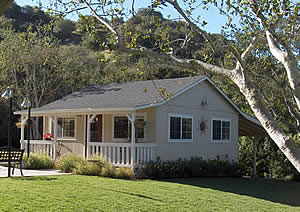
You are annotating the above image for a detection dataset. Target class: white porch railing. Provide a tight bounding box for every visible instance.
[20,140,56,159]
[88,142,157,167]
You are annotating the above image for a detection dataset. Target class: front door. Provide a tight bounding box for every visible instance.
[90,114,103,142]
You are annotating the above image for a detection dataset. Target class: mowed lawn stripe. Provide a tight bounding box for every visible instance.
[0,175,299,211]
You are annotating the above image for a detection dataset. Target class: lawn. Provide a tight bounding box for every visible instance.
[0,175,299,211]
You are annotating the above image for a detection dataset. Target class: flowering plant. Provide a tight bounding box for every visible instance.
[43,133,54,140]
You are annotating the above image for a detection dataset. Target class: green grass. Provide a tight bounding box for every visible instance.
[0,176,299,211]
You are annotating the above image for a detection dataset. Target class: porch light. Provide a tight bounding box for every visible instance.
[1,86,13,99]
[21,98,31,159]
[1,86,13,177]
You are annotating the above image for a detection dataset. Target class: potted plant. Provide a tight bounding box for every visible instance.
[43,133,54,141]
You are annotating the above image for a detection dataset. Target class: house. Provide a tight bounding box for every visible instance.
[15,76,265,167]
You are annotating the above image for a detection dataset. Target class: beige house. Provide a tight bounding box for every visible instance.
[15,76,265,167]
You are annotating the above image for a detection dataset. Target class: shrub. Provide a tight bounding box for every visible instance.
[141,157,244,179]
[55,153,84,173]
[89,154,108,169]
[72,154,108,176]
[23,153,55,169]
[101,164,117,178]
[73,160,101,176]
[116,167,135,179]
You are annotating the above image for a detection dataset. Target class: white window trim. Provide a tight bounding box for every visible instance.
[211,118,231,143]
[168,113,193,143]
[112,113,147,142]
[51,116,77,140]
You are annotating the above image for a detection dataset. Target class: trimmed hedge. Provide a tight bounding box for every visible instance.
[140,157,245,179]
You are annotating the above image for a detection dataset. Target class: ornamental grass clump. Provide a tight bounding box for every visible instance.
[73,154,109,176]
[116,167,135,179]
[23,153,55,169]
[100,164,117,178]
[55,153,84,173]
[73,160,101,176]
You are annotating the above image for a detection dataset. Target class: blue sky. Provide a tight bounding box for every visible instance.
[15,0,233,33]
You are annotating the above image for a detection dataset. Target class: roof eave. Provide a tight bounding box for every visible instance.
[14,107,136,116]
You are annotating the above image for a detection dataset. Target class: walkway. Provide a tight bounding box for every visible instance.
[0,166,70,177]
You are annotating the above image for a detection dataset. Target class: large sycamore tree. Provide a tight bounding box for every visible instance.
[53,0,299,171]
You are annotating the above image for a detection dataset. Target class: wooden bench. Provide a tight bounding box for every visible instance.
[0,147,25,176]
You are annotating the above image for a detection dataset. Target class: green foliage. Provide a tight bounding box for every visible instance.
[100,164,117,178]
[69,154,134,179]
[55,153,84,173]
[141,157,244,179]
[73,160,102,176]
[116,167,135,179]
[239,137,298,180]
[23,153,55,169]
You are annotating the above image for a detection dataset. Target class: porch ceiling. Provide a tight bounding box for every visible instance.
[239,115,266,136]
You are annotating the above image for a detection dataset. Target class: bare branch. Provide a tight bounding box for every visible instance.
[241,36,259,61]
[166,0,217,52]
[181,31,192,49]
[131,0,135,16]
[169,54,233,77]
[82,0,122,46]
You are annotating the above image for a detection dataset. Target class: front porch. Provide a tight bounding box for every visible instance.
[19,109,157,167]
[21,140,157,167]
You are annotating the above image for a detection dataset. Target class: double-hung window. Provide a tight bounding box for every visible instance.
[169,114,193,142]
[57,117,75,139]
[212,119,231,142]
[113,115,145,140]
[113,116,129,139]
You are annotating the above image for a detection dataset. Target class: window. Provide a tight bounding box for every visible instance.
[169,114,193,142]
[134,116,145,139]
[212,119,231,142]
[114,116,129,139]
[57,117,75,138]
[113,115,145,140]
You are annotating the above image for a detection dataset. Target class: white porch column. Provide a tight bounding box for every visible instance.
[53,116,57,160]
[20,115,28,149]
[127,112,136,166]
[87,114,97,158]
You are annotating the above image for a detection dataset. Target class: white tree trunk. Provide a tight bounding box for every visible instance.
[265,31,300,110]
[235,77,300,172]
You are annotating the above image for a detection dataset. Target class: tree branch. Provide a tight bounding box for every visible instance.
[82,0,122,46]
[241,36,259,61]
[169,54,233,77]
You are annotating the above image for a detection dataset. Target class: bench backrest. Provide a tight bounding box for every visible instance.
[0,147,24,162]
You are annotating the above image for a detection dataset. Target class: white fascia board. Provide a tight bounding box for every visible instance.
[14,107,136,116]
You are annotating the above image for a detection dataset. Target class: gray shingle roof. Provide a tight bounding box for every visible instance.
[32,76,204,112]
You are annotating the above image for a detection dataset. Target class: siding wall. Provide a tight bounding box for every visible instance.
[155,81,239,161]
[44,115,85,157]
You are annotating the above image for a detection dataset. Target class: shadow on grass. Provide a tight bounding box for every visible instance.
[11,176,58,181]
[164,177,300,207]
[107,189,162,202]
